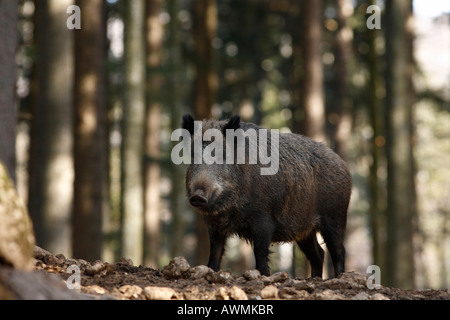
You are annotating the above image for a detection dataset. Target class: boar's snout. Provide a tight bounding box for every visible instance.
[189,190,208,207]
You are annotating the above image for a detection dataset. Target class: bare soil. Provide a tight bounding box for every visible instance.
[33,247,449,300]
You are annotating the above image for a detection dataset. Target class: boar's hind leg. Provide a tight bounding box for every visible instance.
[319,221,346,277]
[297,233,324,278]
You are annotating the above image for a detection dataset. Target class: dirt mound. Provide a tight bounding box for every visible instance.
[26,246,449,300]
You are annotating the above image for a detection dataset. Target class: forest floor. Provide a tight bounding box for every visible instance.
[32,247,449,300]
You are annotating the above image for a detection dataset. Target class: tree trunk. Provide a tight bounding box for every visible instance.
[367,0,385,273]
[144,0,163,268]
[332,0,353,160]
[298,0,325,141]
[28,0,74,256]
[0,265,90,300]
[73,0,107,261]
[192,0,218,120]
[167,0,185,260]
[121,0,146,265]
[0,0,18,184]
[192,0,218,266]
[0,162,35,271]
[385,0,416,289]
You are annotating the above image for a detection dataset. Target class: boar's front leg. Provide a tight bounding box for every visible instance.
[252,226,274,276]
[207,227,226,272]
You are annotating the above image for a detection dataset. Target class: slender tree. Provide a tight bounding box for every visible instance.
[298,0,326,141]
[332,0,353,159]
[367,0,385,272]
[121,0,146,265]
[28,0,74,255]
[0,0,19,184]
[167,0,185,260]
[192,0,218,266]
[144,0,164,268]
[385,0,417,288]
[73,0,107,261]
[192,0,218,120]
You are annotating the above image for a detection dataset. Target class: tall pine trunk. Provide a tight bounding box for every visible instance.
[73,0,107,261]
[167,0,185,260]
[144,0,163,268]
[299,0,325,142]
[192,0,218,120]
[121,0,146,265]
[367,0,385,273]
[385,0,417,288]
[28,0,74,256]
[332,0,353,160]
[0,0,18,184]
[192,0,218,266]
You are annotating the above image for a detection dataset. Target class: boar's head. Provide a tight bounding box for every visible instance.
[182,114,244,215]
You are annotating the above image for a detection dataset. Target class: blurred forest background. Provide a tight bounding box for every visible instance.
[0,0,448,290]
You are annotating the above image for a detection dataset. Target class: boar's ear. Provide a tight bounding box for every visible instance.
[182,114,195,135]
[222,115,240,133]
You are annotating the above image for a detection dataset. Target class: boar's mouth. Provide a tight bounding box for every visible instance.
[188,188,218,210]
[189,191,208,207]
[188,189,235,216]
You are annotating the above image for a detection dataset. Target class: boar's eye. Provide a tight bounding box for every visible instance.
[222,115,240,134]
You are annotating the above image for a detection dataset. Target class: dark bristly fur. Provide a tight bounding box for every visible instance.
[183,114,352,277]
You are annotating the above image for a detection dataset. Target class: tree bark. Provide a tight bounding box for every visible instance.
[0,265,90,300]
[298,0,325,141]
[367,0,385,273]
[192,0,218,120]
[332,0,353,160]
[192,0,218,266]
[144,0,163,268]
[73,0,107,261]
[121,0,146,265]
[28,0,74,256]
[0,0,18,184]
[0,162,35,271]
[166,0,185,261]
[385,0,416,289]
